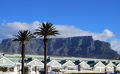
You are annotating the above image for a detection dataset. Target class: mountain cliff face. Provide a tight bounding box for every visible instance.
[0,36,119,59]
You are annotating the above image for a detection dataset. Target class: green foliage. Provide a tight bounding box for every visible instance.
[117,70,120,74]
[34,22,59,37]
[13,30,34,44]
[0,66,8,72]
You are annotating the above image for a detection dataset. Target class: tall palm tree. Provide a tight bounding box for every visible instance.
[34,22,59,74]
[13,30,34,74]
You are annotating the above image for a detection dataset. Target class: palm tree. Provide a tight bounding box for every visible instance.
[13,30,34,74]
[34,22,59,74]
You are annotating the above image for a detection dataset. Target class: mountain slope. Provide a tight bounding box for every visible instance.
[0,36,119,59]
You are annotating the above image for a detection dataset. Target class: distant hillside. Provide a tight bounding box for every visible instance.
[0,36,119,59]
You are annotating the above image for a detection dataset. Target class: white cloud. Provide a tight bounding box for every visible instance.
[0,21,40,41]
[56,25,92,38]
[92,29,114,41]
[111,39,120,51]
[0,21,120,52]
[56,25,114,41]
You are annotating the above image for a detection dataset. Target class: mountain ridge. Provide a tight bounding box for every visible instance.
[0,36,119,59]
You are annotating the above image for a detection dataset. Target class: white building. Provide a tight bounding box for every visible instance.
[79,61,90,70]
[0,56,21,74]
[0,55,120,74]
[62,60,77,70]
[47,60,62,71]
[27,59,44,74]
[116,63,120,71]
[106,61,115,73]
[94,61,105,72]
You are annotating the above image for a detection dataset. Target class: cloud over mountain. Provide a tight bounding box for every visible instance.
[0,21,119,52]
[56,25,114,41]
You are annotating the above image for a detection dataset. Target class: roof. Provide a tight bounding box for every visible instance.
[27,59,44,67]
[94,61,105,67]
[0,55,120,68]
[79,61,90,69]
[117,63,120,67]
[0,57,15,67]
[106,61,115,67]
[9,58,21,64]
[62,60,75,67]
[47,60,61,68]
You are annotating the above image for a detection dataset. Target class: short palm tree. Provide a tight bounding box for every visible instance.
[34,22,59,74]
[13,30,34,74]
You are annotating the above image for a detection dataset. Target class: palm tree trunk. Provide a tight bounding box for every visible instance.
[44,36,49,74]
[21,42,25,74]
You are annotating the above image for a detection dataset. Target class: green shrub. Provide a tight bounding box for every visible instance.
[117,70,120,74]
[0,66,8,72]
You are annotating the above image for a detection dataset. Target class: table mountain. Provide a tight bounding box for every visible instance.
[0,36,119,59]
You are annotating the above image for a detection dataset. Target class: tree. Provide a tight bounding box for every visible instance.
[34,22,59,74]
[13,30,34,74]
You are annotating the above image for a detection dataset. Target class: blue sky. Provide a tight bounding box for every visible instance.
[0,0,120,53]
[0,0,120,35]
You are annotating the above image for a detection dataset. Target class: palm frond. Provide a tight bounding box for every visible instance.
[34,22,59,38]
[13,30,34,45]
